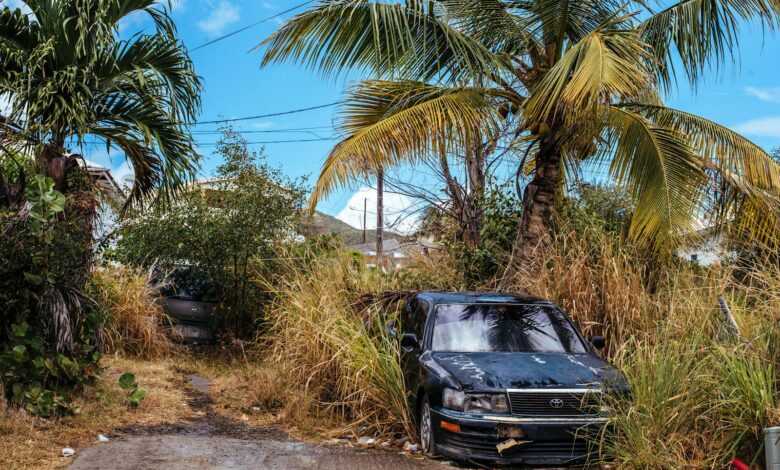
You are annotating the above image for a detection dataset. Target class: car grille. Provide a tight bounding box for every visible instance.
[508,390,601,416]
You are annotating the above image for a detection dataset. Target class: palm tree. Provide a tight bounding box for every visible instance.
[0,0,200,355]
[0,0,201,207]
[262,0,780,271]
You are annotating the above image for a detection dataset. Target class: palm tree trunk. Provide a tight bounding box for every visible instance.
[463,147,486,248]
[512,136,562,274]
[375,166,384,269]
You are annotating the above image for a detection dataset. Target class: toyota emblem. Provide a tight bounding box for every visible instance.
[549,398,565,409]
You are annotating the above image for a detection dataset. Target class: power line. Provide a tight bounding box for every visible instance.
[194,137,335,146]
[190,0,313,52]
[78,136,336,146]
[191,125,333,135]
[193,101,341,125]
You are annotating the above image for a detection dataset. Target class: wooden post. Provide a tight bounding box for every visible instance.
[362,197,367,244]
[376,166,384,269]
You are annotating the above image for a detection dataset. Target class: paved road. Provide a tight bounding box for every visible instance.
[69,435,452,470]
[69,374,454,470]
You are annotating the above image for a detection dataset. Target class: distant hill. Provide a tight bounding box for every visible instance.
[300,212,407,246]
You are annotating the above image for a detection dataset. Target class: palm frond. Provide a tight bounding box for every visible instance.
[640,0,780,87]
[309,80,503,209]
[261,0,502,82]
[525,25,653,125]
[626,103,780,245]
[606,106,705,248]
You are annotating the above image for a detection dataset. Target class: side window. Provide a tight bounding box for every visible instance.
[413,300,429,341]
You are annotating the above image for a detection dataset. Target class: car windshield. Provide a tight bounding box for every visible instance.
[431,303,587,353]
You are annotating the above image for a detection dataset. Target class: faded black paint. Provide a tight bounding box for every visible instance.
[400,291,629,466]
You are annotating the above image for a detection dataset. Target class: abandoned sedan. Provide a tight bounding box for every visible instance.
[397,292,629,466]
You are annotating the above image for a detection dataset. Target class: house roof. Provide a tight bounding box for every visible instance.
[78,158,124,199]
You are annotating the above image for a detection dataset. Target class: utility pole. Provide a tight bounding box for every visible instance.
[375,166,384,269]
[362,197,367,244]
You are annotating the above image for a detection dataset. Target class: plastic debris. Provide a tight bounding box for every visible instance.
[731,458,749,470]
[496,438,532,454]
[402,441,418,453]
[357,436,376,446]
[97,434,110,443]
[62,448,75,457]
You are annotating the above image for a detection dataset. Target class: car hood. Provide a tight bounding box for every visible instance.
[431,351,627,391]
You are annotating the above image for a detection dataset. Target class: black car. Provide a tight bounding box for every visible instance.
[154,266,219,344]
[397,292,629,467]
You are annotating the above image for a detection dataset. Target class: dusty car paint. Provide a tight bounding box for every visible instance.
[399,291,629,466]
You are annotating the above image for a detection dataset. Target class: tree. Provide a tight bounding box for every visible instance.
[262,0,780,272]
[0,0,200,413]
[0,0,201,207]
[115,129,306,336]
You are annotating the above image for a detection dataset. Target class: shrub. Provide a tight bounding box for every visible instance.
[0,175,102,416]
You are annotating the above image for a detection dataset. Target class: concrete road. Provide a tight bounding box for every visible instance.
[69,374,454,470]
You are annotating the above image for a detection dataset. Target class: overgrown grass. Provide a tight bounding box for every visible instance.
[249,232,780,467]
[260,252,417,437]
[89,266,176,359]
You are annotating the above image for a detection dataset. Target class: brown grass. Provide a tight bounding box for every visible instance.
[90,266,177,359]
[0,356,193,470]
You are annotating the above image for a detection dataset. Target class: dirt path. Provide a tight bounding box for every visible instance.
[68,373,454,470]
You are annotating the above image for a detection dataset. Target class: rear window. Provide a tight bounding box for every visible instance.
[432,303,587,353]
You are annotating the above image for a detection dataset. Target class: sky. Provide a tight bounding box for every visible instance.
[51,0,780,229]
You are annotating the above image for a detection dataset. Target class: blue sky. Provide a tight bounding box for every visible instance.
[82,0,780,220]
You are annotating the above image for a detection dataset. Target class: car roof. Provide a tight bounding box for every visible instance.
[414,291,551,305]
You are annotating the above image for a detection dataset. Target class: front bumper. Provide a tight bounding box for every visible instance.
[431,408,606,466]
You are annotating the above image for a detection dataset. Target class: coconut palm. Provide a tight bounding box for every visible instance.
[262,0,780,269]
[0,0,201,207]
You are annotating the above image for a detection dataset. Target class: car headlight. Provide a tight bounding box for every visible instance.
[465,393,509,414]
[442,389,509,414]
[442,388,466,411]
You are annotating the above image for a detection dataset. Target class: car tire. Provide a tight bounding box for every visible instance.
[418,396,437,457]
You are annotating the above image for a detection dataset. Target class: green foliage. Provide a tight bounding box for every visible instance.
[118,372,147,408]
[561,183,634,237]
[0,178,102,416]
[115,128,306,336]
[441,183,522,284]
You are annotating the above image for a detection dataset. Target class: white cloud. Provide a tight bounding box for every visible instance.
[197,0,240,37]
[733,116,780,138]
[336,186,421,235]
[745,86,780,103]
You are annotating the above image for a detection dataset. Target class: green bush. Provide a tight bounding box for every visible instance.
[114,128,306,337]
[0,175,103,417]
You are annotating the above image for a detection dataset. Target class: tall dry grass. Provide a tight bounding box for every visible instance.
[505,230,780,468]
[261,253,411,437]
[253,230,780,467]
[90,266,176,359]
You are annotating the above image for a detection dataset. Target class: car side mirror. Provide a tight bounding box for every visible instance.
[400,333,419,351]
[386,320,397,338]
[590,335,606,350]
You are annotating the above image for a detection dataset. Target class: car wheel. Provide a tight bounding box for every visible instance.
[418,396,437,457]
